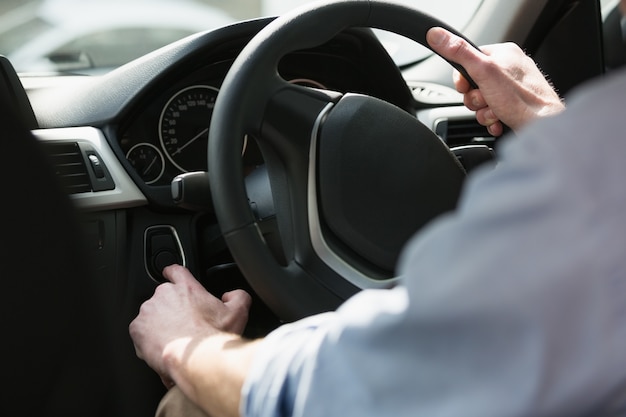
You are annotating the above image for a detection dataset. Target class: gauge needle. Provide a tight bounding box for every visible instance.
[142,156,158,175]
[172,127,208,155]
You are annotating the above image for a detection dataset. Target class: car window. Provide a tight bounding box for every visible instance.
[601,0,626,70]
[262,0,484,66]
[0,17,51,57]
[50,28,195,70]
[0,0,479,74]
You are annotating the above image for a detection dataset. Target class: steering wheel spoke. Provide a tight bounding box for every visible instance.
[258,84,357,293]
[260,82,341,169]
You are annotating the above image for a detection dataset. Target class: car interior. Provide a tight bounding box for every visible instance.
[1,0,621,415]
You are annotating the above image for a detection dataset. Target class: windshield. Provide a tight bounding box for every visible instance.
[0,0,482,74]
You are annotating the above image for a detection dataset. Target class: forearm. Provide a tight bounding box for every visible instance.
[163,332,263,417]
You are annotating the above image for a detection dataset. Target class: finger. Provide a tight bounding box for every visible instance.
[487,121,504,137]
[476,108,504,137]
[426,27,483,75]
[476,107,499,127]
[161,264,193,284]
[452,70,471,94]
[130,338,143,360]
[128,318,144,358]
[464,90,487,111]
[160,375,176,390]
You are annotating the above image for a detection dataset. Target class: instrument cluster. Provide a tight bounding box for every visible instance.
[117,42,385,189]
[122,84,221,185]
[119,72,340,188]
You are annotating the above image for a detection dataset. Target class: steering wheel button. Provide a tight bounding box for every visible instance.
[144,226,186,282]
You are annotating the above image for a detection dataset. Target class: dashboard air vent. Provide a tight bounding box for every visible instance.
[435,118,495,148]
[41,142,92,194]
[409,81,463,105]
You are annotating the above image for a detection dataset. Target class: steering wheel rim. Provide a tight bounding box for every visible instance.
[209,0,477,321]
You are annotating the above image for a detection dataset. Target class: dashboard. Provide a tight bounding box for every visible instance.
[21,17,490,217]
[32,21,417,211]
[20,16,490,286]
[117,47,385,188]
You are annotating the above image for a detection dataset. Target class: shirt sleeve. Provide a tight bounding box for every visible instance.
[240,71,626,417]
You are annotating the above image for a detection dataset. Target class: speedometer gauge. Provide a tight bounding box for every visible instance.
[159,85,219,172]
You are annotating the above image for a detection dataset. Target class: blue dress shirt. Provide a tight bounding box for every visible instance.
[241,69,626,417]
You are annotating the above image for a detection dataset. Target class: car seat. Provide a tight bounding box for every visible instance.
[0,75,118,416]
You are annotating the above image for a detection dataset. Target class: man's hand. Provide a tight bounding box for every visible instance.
[426,27,565,136]
[129,264,252,388]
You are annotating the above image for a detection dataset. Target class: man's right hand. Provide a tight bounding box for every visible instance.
[426,27,565,136]
[129,264,252,388]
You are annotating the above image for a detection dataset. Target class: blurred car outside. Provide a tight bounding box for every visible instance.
[261,0,483,66]
[0,0,235,74]
[0,0,485,74]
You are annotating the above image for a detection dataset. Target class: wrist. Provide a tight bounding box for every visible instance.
[162,336,195,382]
[164,333,259,417]
[161,331,229,378]
[513,97,565,132]
[539,100,566,118]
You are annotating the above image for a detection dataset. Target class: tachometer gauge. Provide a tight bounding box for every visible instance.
[159,85,219,172]
[126,143,165,185]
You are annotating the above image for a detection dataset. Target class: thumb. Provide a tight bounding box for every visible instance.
[222,289,252,311]
[221,290,252,334]
[426,27,482,88]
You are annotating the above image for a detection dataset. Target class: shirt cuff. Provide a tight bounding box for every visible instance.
[240,313,335,417]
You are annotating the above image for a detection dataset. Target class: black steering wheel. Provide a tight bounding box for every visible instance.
[208,0,478,321]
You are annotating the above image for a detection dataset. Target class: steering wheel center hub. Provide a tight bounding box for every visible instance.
[317,94,465,275]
